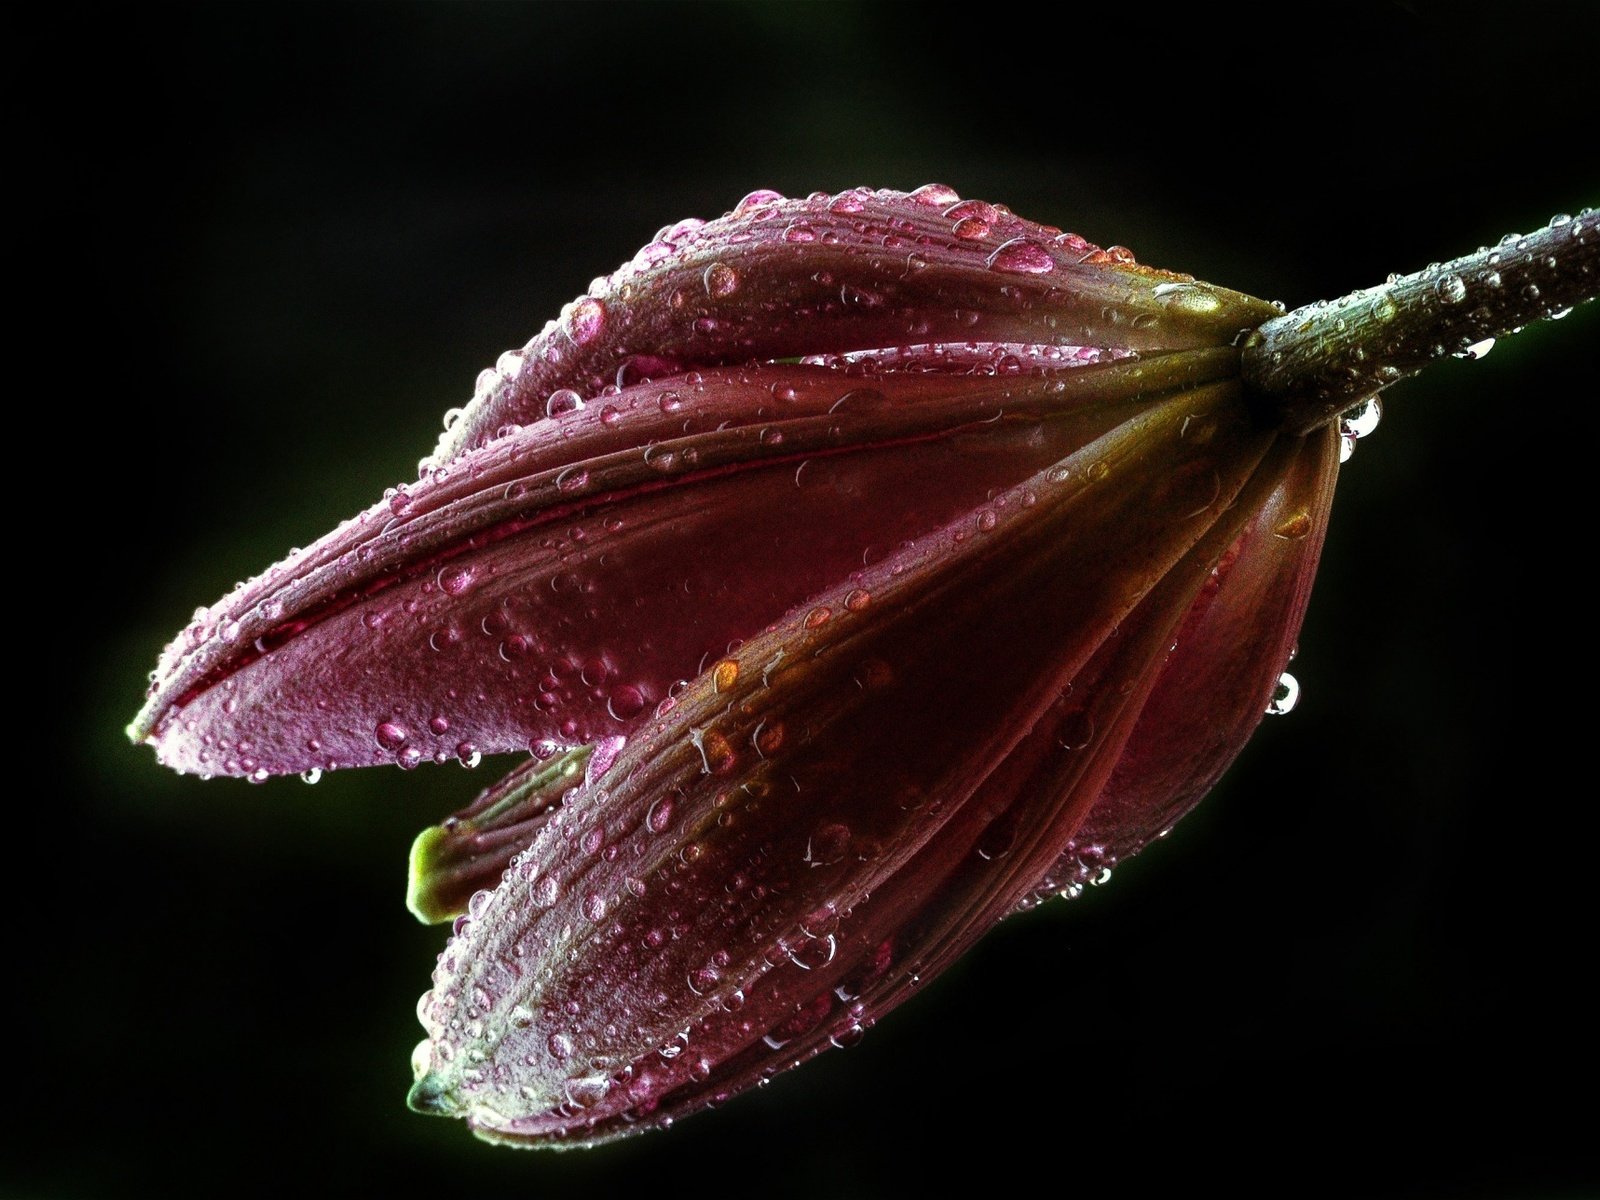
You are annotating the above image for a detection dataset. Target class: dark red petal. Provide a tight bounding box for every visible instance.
[1047,425,1342,886]
[431,187,1280,462]
[409,382,1280,1144]
[134,353,1234,778]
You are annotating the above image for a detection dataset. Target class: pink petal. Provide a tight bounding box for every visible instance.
[432,187,1280,462]
[134,353,1236,778]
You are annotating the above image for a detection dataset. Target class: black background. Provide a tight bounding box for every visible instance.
[20,3,1599,1197]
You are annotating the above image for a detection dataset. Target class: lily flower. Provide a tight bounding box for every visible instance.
[130,188,1598,1147]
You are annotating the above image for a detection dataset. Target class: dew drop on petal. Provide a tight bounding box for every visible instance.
[909,182,961,206]
[1272,509,1313,541]
[546,389,585,419]
[1266,672,1300,716]
[704,262,741,298]
[438,565,474,596]
[375,722,409,752]
[564,297,606,345]
[647,795,675,834]
[987,238,1055,275]
[608,684,646,720]
[532,875,560,907]
[734,189,784,215]
[1152,281,1224,316]
[789,934,838,971]
[805,823,851,867]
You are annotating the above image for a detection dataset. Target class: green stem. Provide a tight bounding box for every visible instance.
[1241,208,1599,435]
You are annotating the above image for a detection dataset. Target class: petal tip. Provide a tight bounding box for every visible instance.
[406,825,458,925]
[406,1070,463,1118]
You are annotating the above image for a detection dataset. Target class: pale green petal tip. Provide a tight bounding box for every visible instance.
[407,1070,463,1117]
[406,824,458,926]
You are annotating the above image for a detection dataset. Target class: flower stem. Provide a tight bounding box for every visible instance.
[1241,208,1599,435]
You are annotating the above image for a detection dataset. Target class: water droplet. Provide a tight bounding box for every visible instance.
[666,217,705,243]
[438,565,474,595]
[805,823,851,867]
[987,238,1055,275]
[607,684,645,720]
[647,795,675,834]
[752,720,786,757]
[532,875,560,907]
[555,466,590,494]
[789,934,838,971]
[704,262,741,299]
[1056,710,1095,751]
[1152,281,1224,316]
[1369,293,1397,322]
[1266,672,1300,715]
[734,188,784,215]
[499,633,535,661]
[300,768,322,785]
[712,659,740,692]
[831,1023,866,1049]
[1273,509,1313,540]
[546,389,585,419]
[782,221,817,244]
[691,727,736,775]
[1434,273,1467,304]
[1456,337,1496,360]
[375,722,409,752]
[565,1076,609,1110]
[1339,396,1382,440]
[564,297,606,346]
[644,444,679,473]
[496,349,524,380]
[909,183,961,206]
[945,199,998,239]
[1083,245,1136,265]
